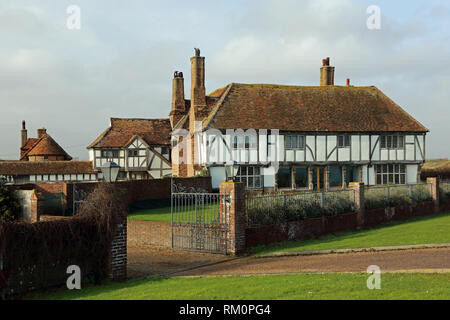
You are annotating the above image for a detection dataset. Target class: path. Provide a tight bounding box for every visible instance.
[175,248,450,276]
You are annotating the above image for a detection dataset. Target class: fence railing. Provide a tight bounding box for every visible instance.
[245,189,356,227]
[364,183,432,210]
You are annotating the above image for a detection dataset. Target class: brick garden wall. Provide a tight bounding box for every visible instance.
[246,213,357,247]
[245,200,448,249]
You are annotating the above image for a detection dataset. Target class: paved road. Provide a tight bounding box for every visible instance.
[176,248,450,276]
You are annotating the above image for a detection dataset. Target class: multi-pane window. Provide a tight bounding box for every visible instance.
[233,136,257,150]
[267,135,275,158]
[338,135,351,148]
[285,135,305,150]
[236,166,262,189]
[101,150,119,158]
[380,135,404,149]
[376,164,406,185]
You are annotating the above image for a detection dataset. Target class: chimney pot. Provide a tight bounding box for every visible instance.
[320,57,335,86]
[37,128,47,138]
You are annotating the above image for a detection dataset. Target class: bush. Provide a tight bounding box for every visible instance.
[0,179,20,222]
[246,192,355,226]
[0,183,127,298]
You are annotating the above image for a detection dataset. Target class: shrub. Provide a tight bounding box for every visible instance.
[0,179,20,222]
[245,192,355,226]
[0,183,127,298]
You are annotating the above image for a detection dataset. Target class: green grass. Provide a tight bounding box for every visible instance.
[248,212,450,255]
[128,203,220,223]
[128,206,173,222]
[27,273,450,300]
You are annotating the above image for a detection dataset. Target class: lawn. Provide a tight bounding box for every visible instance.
[28,273,450,300]
[128,203,220,223]
[248,212,450,255]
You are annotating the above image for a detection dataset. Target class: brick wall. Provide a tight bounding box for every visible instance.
[127,220,171,248]
[110,219,127,280]
[245,201,446,249]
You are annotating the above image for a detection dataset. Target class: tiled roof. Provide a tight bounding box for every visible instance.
[88,118,171,148]
[20,134,72,160]
[20,138,40,159]
[202,83,429,133]
[0,161,97,175]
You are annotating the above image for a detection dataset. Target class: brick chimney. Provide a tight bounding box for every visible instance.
[170,71,186,128]
[320,57,335,86]
[21,120,28,147]
[190,48,207,114]
[37,128,47,138]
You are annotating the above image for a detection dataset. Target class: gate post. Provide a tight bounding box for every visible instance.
[426,177,440,214]
[350,182,365,229]
[220,182,246,255]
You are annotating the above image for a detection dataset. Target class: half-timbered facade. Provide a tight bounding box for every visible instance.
[170,51,429,191]
[87,118,172,180]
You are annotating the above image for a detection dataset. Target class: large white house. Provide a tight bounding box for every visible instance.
[170,51,428,191]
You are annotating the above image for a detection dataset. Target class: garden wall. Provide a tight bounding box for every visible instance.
[11,176,212,220]
[127,220,171,248]
[245,213,357,247]
[245,200,448,249]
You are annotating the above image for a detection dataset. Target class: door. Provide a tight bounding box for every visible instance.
[312,166,326,191]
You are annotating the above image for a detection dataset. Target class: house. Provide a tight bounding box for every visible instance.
[87,118,172,180]
[20,121,72,161]
[0,121,98,184]
[170,51,429,191]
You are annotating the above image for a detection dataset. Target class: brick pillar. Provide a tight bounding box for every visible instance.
[426,177,440,214]
[109,218,127,280]
[30,191,44,223]
[350,182,365,228]
[220,182,246,255]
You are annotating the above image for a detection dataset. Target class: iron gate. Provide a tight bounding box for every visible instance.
[171,192,230,254]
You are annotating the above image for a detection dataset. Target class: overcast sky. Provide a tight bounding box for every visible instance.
[0,0,449,160]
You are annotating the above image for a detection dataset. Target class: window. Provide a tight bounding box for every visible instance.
[277,167,292,189]
[345,166,359,185]
[285,135,305,150]
[128,149,139,157]
[328,166,343,187]
[375,164,406,185]
[294,167,308,188]
[236,166,262,189]
[380,135,404,149]
[161,147,170,155]
[267,135,275,158]
[337,135,351,148]
[101,150,119,158]
[233,135,257,150]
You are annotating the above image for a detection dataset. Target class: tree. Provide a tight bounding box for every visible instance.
[0,178,20,222]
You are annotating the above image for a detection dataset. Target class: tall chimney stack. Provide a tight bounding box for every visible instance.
[21,120,27,147]
[320,57,335,86]
[190,48,206,113]
[37,128,47,138]
[170,71,186,127]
